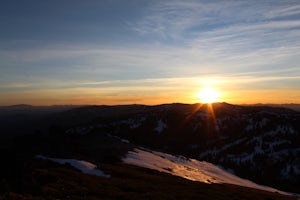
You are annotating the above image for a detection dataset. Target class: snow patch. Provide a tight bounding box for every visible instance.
[120,118,143,129]
[123,148,290,195]
[36,155,110,177]
[155,119,167,134]
[281,164,300,178]
[107,133,130,143]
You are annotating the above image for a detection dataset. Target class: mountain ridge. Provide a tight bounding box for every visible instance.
[0,102,299,197]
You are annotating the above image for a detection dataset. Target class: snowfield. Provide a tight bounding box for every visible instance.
[123,148,291,196]
[36,155,110,177]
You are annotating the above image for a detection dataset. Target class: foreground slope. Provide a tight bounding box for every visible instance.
[123,148,290,195]
[0,132,297,200]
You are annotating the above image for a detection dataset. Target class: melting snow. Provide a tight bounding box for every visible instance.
[123,148,290,195]
[36,155,110,177]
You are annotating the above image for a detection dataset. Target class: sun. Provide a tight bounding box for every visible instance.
[197,87,220,103]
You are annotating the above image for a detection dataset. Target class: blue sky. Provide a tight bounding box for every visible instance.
[0,0,299,105]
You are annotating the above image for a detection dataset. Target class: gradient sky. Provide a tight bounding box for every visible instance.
[0,0,299,105]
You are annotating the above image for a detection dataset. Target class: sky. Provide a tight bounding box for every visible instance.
[0,0,299,105]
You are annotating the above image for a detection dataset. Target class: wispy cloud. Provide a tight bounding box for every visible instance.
[0,82,32,88]
[1,40,299,89]
[2,0,300,80]
[131,0,300,71]
[264,4,300,18]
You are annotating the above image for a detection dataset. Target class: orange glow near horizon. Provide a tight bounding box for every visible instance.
[0,77,299,106]
[1,89,299,106]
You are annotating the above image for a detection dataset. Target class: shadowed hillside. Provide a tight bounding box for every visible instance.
[0,103,299,199]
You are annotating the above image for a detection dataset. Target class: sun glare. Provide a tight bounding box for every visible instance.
[197,87,220,103]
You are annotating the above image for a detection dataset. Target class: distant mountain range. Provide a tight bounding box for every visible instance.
[241,103,300,112]
[0,103,299,199]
